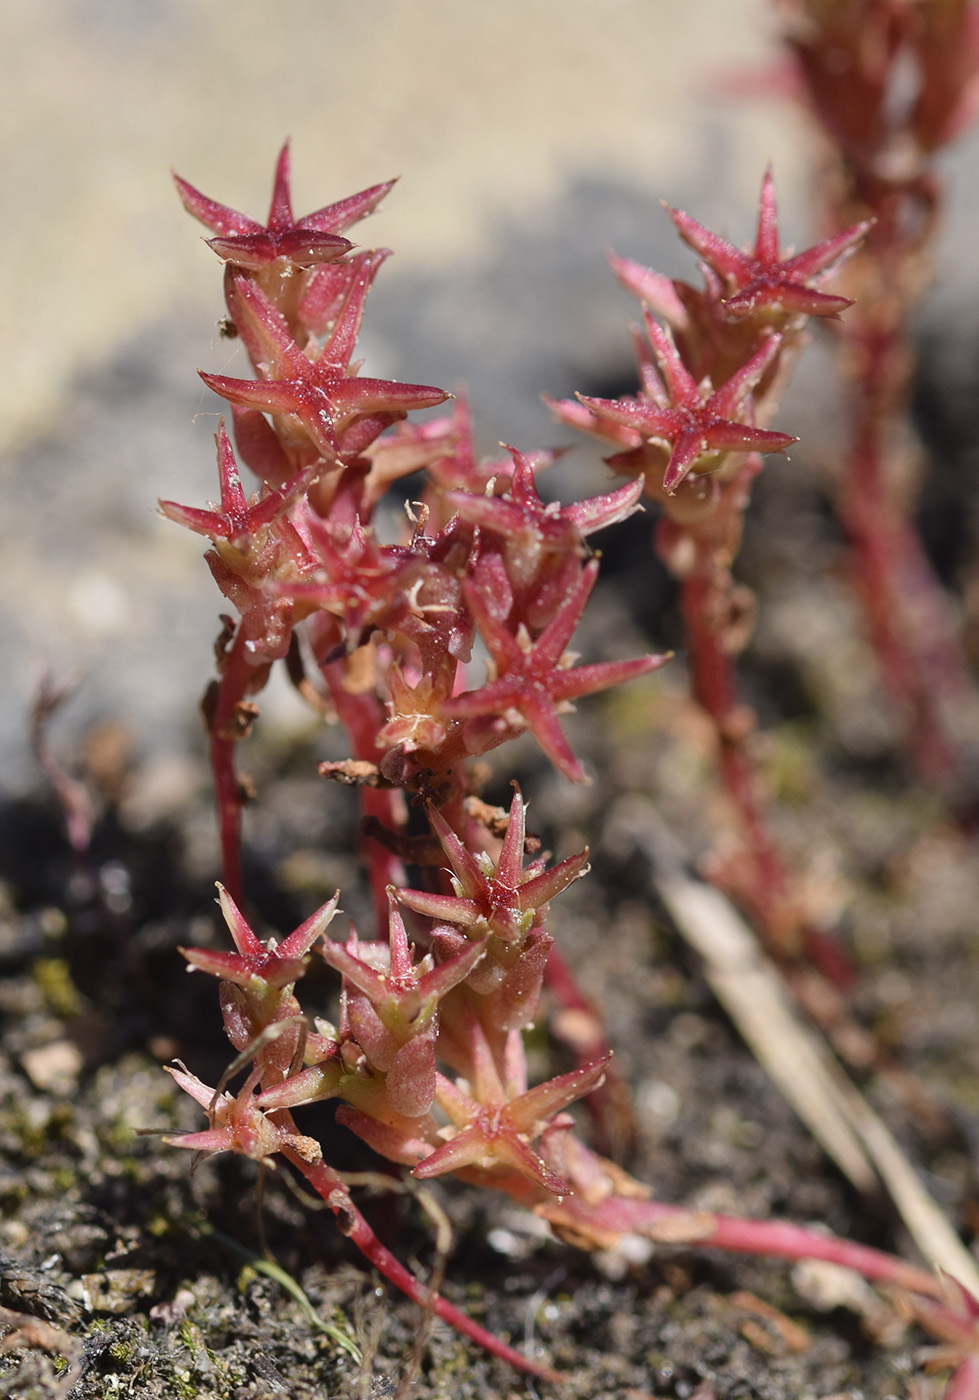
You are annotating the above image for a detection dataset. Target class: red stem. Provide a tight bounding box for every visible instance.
[826,170,972,785]
[679,569,738,729]
[841,411,968,784]
[546,1192,942,1299]
[679,563,851,984]
[543,942,637,1154]
[945,1357,979,1400]
[209,625,253,905]
[321,660,407,933]
[680,565,789,900]
[281,1146,561,1383]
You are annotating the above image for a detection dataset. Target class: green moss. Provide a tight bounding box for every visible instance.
[32,956,83,1018]
[11,1109,53,1160]
[46,1100,77,1140]
[177,1319,204,1355]
[768,720,819,806]
[51,1165,78,1191]
[99,1115,138,1154]
[171,1364,198,1399]
[603,672,671,740]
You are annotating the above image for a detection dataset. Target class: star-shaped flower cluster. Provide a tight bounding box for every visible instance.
[179,884,340,1076]
[164,1062,330,1164]
[666,167,871,323]
[320,892,488,1117]
[446,445,643,630]
[308,792,612,1194]
[160,424,319,666]
[444,558,668,778]
[166,151,662,798]
[576,320,796,495]
[396,789,588,952]
[203,260,449,473]
[167,886,347,1166]
[172,145,448,487]
[163,147,671,1243]
[416,1036,609,1194]
[549,167,866,510]
[174,140,382,269]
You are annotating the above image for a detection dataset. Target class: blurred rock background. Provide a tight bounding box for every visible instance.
[3,0,978,797]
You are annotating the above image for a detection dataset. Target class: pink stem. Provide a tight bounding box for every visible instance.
[281,1146,561,1383]
[209,624,253,905]
[679,563,851,985]
[543,942,637,1153]
[945,1357,979,1400]
[546,1192,941,1299]
[321,661,406,933]
[829,185,971,787]
[841,413,967,784]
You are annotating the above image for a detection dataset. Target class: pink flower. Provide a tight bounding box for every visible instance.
[442,560,668,779]
[173,140,392,270]
[665,167,871,321]
[576,321,796,493]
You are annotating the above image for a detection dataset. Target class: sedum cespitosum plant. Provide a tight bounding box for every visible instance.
[162,147,979,1390]
[548,167,870,983]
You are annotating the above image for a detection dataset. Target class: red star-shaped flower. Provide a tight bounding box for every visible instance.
[321,893,488,1039]
[441,560,668,780]
[444,446,643,632]
[411,1002,610,1193]
[164,1061,339,1163]
[179,884,344,1080]
[201,268,449,462]
[275,513,410,645]
[173,140,394,270]
[395,788,588,944]
[320,893,488,1117]
[445,446,642,545]
[666,167,871,320]
[158,422,314,545]
[180,882,340,994]
[577,316,796,493]
[159,423,320,663]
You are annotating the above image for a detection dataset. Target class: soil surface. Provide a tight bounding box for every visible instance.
[4,358,979,1400]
